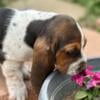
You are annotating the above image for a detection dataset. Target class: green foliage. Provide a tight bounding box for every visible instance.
[75,90,88,100]
[0,0,5,7]
[69,0,100,32]
[71,0,100,17]
[86,1,100,17]
[71,0,91,6]
[74,88,100,100]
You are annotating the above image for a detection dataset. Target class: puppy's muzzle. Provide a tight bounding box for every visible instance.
[77,61,87,72]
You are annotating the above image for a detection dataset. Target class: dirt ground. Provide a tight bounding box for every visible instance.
[84,28,100,57]
[8,0,85,20]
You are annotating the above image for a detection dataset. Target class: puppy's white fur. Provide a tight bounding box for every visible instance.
[67,23,87,75]
[1,9,86,100]
[2,60,27,100]
[2,9,56,100]
[3,9,57,61]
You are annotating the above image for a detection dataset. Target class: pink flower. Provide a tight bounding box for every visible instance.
[85,69,95,77]
[86,79,100,89]
[78,65,94,77]
[71,74,84,86]
[87,72,100,89]
[86,79,96,89]
[86,65,93,70]
[71,65,100,88]
[93,72,100,80]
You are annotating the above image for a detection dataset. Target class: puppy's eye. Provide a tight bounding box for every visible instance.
[66,49,80,57]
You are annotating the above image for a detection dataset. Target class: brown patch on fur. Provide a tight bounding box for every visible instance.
[64,43,80,51]
[48,15,81,53]
[31,37,54,95]
[31,15,86,96]
[55,42,81,73]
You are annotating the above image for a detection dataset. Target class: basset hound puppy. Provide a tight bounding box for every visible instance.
[0,8,87,100]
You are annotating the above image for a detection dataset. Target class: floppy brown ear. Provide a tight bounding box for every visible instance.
[31,37,54,95]
[51,37,60,57]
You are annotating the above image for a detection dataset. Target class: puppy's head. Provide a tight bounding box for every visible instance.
[49,15,87,75]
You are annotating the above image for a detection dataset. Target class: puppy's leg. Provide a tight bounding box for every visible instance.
[21,62,32,80]
[2,60,27,100]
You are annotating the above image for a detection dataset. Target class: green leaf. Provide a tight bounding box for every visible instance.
[93,88,100,97]
[87,92,93,100]
[75,90,88,100]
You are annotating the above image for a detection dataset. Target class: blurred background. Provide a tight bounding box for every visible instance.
[0,0,100,57]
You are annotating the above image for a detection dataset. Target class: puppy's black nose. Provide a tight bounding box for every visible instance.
[78,62,87,72]
[80,62,86,67]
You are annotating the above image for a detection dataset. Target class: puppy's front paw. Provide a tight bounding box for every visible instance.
[2,60,28,100]
[8,82,27,100]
